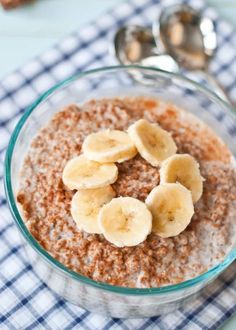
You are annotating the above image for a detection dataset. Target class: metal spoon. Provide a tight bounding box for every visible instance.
[112,25,179,72]
[154,4,230,103]
[112,18,231,103]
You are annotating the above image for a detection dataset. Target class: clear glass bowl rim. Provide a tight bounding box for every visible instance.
[4,65,236,296]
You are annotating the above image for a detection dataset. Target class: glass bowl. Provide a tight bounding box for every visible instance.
[4,66,236,318]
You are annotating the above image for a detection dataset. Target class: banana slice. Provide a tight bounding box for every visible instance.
[62,155,118,190]
[127,119,177,167]
[82,129,137,163]
[146,183,194,238]
[71,186,115,234]
[160,154,203,203]
[98,197,152,247]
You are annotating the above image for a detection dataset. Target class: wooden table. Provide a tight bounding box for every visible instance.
[0,1,235,328]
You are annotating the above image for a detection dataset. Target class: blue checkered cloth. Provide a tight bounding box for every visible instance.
[0,0,236,328]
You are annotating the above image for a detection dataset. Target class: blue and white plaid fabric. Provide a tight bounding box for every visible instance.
[0,0,236,328]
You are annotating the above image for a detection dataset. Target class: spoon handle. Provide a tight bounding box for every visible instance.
[203,71,234,107]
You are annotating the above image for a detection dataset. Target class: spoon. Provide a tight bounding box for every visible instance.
[112,17,231,104]
[113,25,179,72]
[154,4,230,103]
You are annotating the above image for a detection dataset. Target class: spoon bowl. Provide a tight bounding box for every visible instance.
[113,25,156,65]
[154,4,233,104]
[155,4,217,71]
[113,25,179,73]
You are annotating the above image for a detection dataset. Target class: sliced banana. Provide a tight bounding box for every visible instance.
[98,197,152,247]
[160,154,203,203]
[127,119,177,167]
[82,129,137,163]
[146,183,194,238]
[62,155,118,190]
[71,186,116,234]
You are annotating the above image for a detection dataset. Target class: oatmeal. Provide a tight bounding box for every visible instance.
[17,97,236,288]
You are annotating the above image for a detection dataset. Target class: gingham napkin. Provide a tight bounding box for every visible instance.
[0,0,236,329]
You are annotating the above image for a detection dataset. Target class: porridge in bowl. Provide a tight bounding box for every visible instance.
[17,97,236,288]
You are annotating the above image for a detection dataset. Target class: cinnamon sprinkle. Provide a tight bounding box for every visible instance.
[17,97,236,288]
